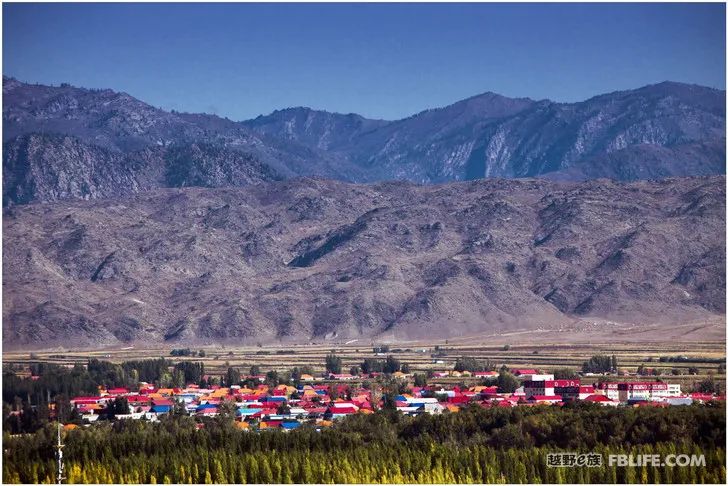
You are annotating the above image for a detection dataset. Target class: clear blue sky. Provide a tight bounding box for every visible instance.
[3,2,726,121]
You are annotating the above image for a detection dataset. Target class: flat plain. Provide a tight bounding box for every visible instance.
[5,328,725,388]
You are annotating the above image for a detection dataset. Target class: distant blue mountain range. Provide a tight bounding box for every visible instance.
[3,76,725,205]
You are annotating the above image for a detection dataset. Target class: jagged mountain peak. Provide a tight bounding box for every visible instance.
[3,76,726,205]
[253,106,389,127]
[265,106,375,119]
[246,105,391,151]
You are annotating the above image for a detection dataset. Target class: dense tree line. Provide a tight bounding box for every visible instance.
[3,358,209,434]
[361,356,402,374]
[3,404,724,484]
[3,364,97,406]
[481,372,520,393]
[454,357,495,372]
[175,361,205,386]
[324,354,342,374]
[4,359,210,401]
[84,358,175,387]
[658,356,724,364]
[583,355,618,374]
[169,348,200,357]
[553,368,579,379]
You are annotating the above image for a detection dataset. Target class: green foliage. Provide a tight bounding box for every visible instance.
[265,371,279,387]
[216,399,237,424]
[582,355,616,373]
[177,361,205,385]
[659,355,724,364]
[453,357,494,372]
[360,355,405,375]
[483,372,520,393]
[225,367,241,387]
[3,357,196,433]
[324,354,342,374]
[3,405,725,484]
[105,397,130,418]
[553,368,579,379]
[383,355,401,374]
[360,358,383,374]
[3,364,97,412]
[694,375,722,394]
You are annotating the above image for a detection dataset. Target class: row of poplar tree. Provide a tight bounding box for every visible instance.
[3,402,725,484]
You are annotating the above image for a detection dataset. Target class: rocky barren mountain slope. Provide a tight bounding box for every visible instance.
[2,77,355,205]
[3,176,724,349]
[3,77,725,349]
[244,82,726,183]
[3,77,725,207]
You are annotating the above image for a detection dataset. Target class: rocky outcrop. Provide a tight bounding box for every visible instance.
[2,134,279,206]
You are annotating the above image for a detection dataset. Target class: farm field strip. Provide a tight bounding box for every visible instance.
[5,341,724,384]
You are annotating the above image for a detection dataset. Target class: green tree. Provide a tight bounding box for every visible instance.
[496,372,519,393]
[553,368,578,380]
[225,367,241,386]
[265,370,279,386]
[582,355,613,373]
[454,357,494,372]
[694,375,722,394]
[106,397,129,418]
[216,399,237,424]
[325,354,342,374]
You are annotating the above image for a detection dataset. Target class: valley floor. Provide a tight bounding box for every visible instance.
[5,335,725,387]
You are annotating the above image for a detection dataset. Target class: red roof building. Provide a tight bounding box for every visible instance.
[329,404,358,415]
[480,386,499,397]
[527,395,563,404]
[125,395,151,404]
[584,394,619,406]
[447,395,470,404]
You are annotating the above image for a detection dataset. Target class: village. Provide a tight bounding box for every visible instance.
[63,366,724,432]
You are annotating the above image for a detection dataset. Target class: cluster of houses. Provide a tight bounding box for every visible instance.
[66,367,722,429]
[72,382,374,429]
